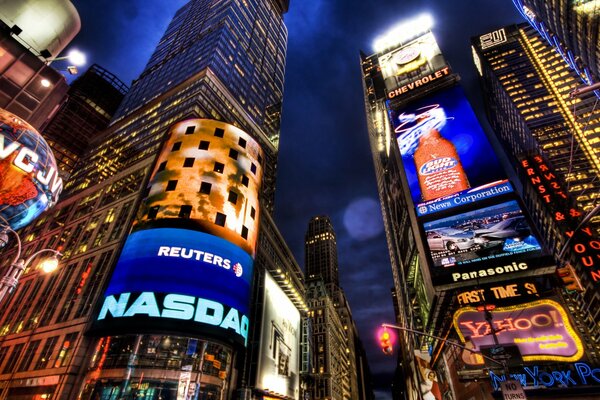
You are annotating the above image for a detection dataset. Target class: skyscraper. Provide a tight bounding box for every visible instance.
[361,15,584,400]
[305,216,340,292]
[41,64,128,176]
[472,22,600,362]
[0,1,295,399]
[513,0,600,86]
[303,216,371,400]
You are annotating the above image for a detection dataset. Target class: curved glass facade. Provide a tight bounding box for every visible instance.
[80,334,233,400]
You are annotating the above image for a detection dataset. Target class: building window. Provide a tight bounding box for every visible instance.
[257,154,263,164]
[199,140,210,150]
[148,206,159,219]
[228,191,238,204]
[250,163,257,174]
[35,337,58,370]
[215,213,226,227]
[166,180,178,191]
[238,137,247,148]
[157,161,167,172]
[185,126,195,135]
[18,340,41,371]
[241,225,248,239]
[250,207,256,219]
[214,162,224,174]
[214,128,225,138]
[183,157,195,168]
[241,175,249,187]
[179,205,193,218]
[172,142,182,151]
[199,182,212,194]
[229,149,239,160]
[3,343,24,373]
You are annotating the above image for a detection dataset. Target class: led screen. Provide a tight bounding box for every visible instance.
[256,271,301,399]
[454,299,584,365]
[94,228,253,347]
[378,31,448,100]
[390,85,504,205]
[423,200,548,287]
[92,119,262,348]
[0,108,62,230]
[137,119,263,256]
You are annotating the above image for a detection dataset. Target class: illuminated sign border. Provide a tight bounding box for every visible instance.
[453,299,584,363]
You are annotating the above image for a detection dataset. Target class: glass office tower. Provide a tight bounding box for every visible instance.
[0,1,294,399]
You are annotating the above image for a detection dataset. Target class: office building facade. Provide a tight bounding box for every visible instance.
[513,0,600,86]
[472,23,600,364]
[362,16,598,400]
[303,216,371,400]
[0,0,295,399]
[41,64,128,176]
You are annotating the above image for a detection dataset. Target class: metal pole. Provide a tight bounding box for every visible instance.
[381,324,504,367]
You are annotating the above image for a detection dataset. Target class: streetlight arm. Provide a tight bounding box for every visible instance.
[381,323,505,367]
[23,248,62,268]
[0,216,22,267]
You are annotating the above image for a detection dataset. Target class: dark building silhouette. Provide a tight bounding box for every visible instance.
[41,64,128,176]
[304,216,373,400]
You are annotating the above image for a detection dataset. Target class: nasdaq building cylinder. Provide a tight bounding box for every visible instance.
[92,119,264,348]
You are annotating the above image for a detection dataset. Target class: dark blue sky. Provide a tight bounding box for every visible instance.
[69,1,524,397]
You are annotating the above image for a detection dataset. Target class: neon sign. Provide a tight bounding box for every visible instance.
[454,299,584,365]
[490,362,600,390]
[521,155,600,281]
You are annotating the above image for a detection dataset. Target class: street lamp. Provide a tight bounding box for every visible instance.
[44,49,87,75]
[0,219,62,306]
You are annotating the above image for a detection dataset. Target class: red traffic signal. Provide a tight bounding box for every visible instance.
[557,264,584,293]
[379,330,393,355]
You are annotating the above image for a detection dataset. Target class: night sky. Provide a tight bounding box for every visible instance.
[68,0,525,397]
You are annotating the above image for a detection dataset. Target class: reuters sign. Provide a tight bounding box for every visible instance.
[0,108,62,230]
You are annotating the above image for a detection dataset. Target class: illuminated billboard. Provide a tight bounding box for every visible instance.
[454,299,584,365]
[422,199,550,287]
[95,228,253,347]
[256,271,301,399]
[0,108,62,230]
[92,119,262,347]
[390,85,504,205]
[378,32,448,100]
[137,119,263,256]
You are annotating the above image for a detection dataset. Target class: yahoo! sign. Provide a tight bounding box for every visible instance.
[454,299,583,365]
[490,363,600,390]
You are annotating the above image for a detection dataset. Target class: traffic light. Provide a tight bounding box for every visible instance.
[557,263,584,292]
[379,330,393,355]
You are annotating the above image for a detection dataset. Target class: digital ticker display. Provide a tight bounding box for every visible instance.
[390,85,504,205]
[93,228,253,347]
[422,199,551,288]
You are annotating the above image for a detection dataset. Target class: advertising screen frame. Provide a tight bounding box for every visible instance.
[454,299,584,364]
[255,271,301,399]
[92,227,254,348]
[389,85,505,205]
[416,188,553,290]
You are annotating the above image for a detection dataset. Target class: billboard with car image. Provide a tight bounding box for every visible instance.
[422,199,552,288]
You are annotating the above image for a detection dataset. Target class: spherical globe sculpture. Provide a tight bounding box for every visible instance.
[0,108,63,230]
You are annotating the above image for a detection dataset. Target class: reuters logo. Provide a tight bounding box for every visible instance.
[233,262,243,277]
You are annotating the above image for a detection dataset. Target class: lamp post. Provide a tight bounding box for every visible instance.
[0,219,62,307]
